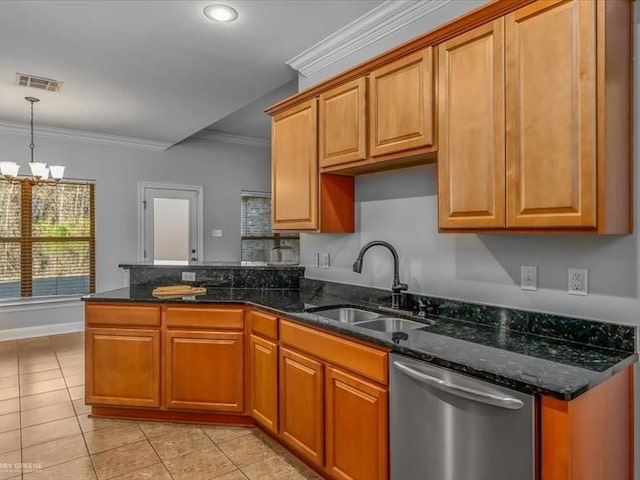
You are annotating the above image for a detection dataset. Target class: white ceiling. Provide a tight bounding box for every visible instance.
[0,1,383,146]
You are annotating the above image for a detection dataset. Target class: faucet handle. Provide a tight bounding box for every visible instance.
[393,282,408,293]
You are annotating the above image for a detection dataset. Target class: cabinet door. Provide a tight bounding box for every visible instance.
[438,20,506,229]
[248,334,278,433]
[325,366,388,480]
[279,347,324,466]
[319,77,367,168]
[86,328,160,408]
[505,0,596,228]
[165,330,244,412]
[369,48,434,157]
[271,99,318,231]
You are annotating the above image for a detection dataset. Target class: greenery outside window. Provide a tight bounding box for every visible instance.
[0,179,95,300]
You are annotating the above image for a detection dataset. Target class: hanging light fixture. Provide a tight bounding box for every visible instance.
[0,97,65,184]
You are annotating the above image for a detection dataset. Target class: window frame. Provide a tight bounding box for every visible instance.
[0,179,95,300]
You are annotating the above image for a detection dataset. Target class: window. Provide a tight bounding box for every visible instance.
[0,180,95,300]
[241,192,299,263]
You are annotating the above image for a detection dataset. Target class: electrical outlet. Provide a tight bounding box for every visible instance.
[313,252,320,268]
[212,229,223,237]
[520,265,537,291]
[321,253,330,269]
[568,268,588,295]
[181,271,196,282]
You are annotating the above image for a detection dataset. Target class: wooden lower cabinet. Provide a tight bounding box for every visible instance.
[279,347,325,466]
[248,334,278,433]
[325,366,388,480]
[164,330,244,412]
[86,327,160,408]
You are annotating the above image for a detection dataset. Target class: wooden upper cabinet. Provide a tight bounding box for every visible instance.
[86,327,160,408]
[438,19,506,229]
[279,347,325,467]
[325,366,388,480]
[272,100,355,233]
[506,0,597,229]
[319,77,367,169]
[272,99,319,231]
[164,330,244,412]
[369,48,434,157]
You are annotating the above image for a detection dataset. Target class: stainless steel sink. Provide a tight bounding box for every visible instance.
[355,317,428,333]
[306,307,381,324]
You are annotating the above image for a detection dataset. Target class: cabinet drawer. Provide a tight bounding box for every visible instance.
[280,319,389,385]
[86,304,160,328]
[249,310,278,339]
[166,306,244,329]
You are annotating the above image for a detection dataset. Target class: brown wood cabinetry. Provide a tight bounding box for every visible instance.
[279,346,325,466]
[271,99,319,231]
[248,334,278,433]
[369,48,434,158]
[271,99,355,233]
[164,330,244,412]
[325,366,388,480]
[279,319,389,479]
[438,20,505,229]
[438,0,632,233]
[319,77,367,169]
[86,327,160,408]
[505,0,596,229]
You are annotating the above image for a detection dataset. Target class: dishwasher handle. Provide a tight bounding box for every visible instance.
[393,361,524,410]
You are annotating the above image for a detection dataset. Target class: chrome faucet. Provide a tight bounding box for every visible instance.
[352,241,408,309]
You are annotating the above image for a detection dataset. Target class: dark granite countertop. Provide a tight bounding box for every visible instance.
[83,286,637,400]
[119,261,302,270]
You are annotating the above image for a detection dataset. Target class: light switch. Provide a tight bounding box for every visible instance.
[212,229,223,237]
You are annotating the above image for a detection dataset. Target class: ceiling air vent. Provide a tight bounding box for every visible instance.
[15,73,63,92]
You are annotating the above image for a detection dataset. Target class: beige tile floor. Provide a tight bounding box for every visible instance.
[0,333,323,480]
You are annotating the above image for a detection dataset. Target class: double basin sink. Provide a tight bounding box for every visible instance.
[304,306,432,334]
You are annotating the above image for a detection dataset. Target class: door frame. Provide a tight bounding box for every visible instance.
[137,182,204,262]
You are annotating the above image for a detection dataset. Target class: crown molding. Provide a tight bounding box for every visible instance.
[195,130,270,148]
[287,0,453,77]
[0,120,171,151]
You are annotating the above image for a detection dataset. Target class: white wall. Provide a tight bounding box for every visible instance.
[300,1,640,327]
[0,131,270,335]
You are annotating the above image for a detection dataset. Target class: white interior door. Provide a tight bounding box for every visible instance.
[140,185,202,264]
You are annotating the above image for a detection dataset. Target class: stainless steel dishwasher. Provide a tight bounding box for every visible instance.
[390,353,535,480]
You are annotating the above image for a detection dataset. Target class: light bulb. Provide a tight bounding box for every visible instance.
[203,4,238,22]
[29,162,47,179]
[49,165,65,180]
[0,162,19,178]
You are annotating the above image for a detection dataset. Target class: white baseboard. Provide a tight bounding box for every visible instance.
[0,321,84,341]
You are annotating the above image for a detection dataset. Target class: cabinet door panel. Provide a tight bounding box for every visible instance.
[438,20,505,229]
[506,0,596,228]
[86,328,160,407]
[369,48,434,157]
[272,100,318,230]
[279,347,324,466]
[248,335,278,433]
[326,366,388,480]
[319,77,367,168]
[165,331,244,412]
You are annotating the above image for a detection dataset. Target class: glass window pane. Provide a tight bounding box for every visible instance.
[153,198,189,262]
[32,183,91,237]
[0,242,20,298]
[0,182,21,237]
[32,241,90,296]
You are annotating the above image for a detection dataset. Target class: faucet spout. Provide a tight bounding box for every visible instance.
[352,241,408,308]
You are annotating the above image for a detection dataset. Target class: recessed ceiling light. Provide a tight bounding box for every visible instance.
[203,4,238,23]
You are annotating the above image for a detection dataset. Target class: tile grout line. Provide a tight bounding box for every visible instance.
[138,425,177,480]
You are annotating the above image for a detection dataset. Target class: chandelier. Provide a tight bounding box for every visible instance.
[0,97,65,184]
